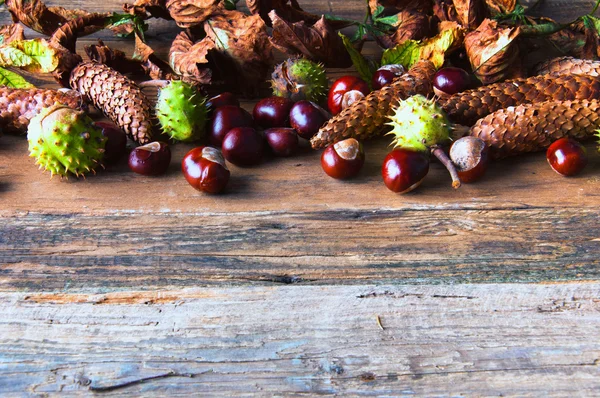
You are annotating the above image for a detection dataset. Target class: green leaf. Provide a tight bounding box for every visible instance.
[339,33,378,85]
[0,66,34,88]
[381,27,459,69]
[0,39,59,73]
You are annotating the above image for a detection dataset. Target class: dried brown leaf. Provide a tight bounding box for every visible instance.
[269,11,351,68]
[49,15,108,86]
[6,0,67,35]
[433,0,459,23]
[85,40,145,75]
[0,24,25,45]
[203,10,273,94]
[484,0,516,15]
[464,18,521,84]
[166,0,224,28]
[377,10,432,49]
[123,0,171,20]
[452,0,487,30]
[248,0,351,29]
[169,31,213,84]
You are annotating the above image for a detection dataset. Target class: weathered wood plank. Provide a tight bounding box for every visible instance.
[1,283,599,396]
[3,136,600,289]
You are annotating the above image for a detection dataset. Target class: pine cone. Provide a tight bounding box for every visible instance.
[0,87,85,132]
[310,60,436,149]
[439,74,600,126]
[470,99,600,158]
[534,56,600,77]
[69,61,152,144]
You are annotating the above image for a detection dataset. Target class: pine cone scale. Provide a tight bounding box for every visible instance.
[69,61,152,144]
[471,99,600,158]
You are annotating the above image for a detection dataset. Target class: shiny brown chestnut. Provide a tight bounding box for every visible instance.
[321,138,365,179]
[182,146,230,193]
[128,141,171,176]
[449,136,490,183]
[264,128,299,157]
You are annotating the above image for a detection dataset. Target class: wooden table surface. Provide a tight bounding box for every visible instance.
[2,1,600,396]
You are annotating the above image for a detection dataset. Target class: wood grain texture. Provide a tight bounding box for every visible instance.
[1,284,599,396]
[3,135,600,290]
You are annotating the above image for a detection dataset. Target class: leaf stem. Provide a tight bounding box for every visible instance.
[431,145,461,189]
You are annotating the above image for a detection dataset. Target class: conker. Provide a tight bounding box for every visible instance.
[253,96,294,129]
[264,127,299,157]
[433,67,472,96]
[128,141,171,176]
[546,137,588,177]
[327,76,370,115]
[449,136,490,183]
[207,92,239,110]
[321,138,365,179]
[94,121,127,165]
[221,127,264,167]
[208,105,253,146]
[289,100,329,140]
[382,149,429,193]
[182,146,230,194]
[371,64,405,90]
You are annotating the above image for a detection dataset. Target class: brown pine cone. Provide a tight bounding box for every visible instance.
[69,61,152,144]
[470,99,600,158]
[0,88,86,133]
[439,74,600,127]
[533,56,600,77]
[310,60,436,149]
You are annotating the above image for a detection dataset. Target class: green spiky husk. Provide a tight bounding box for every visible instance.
[387,94,452,152]
[156,81,207,142]
[27,105,106,177]
[271,58,328,104]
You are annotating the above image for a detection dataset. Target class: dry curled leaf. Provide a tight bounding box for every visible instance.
[464,18,521,84]
[204,10,273,94]
[0,24,25,45]
[5,0,67,35]
[85,40,145,75]
[166,0,224,28]
[169,31,213,84]
[123,0,171,20]
[269,11,351,68]
[452,0,486,30]
[49,15,108,86]
[248,0,351,29]
[377,10,432,49]
[484,0,516,15]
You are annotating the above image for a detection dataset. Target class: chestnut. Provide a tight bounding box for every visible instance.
[382,149,430,193]
[207,92,239,110]
[128,141,171,176]
[264,127,299,157]
[94,121,127,165]
[449,136,490,183]
[182,146,230,194]
[253,96,294,129]
[327,76,370,115]
[221,127,264,167]
[208,105,254,146]
[546,137,588,177]
[371,64,405,90]
[433,67,472,96]
[289,100,329,140]
[321,138,365,179]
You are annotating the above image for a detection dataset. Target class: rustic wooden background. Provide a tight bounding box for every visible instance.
[1,0,600,396]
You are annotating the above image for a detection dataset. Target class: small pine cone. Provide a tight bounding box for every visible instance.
[470,99,600,158]
[439,74,600,126]
[0,87,85,132]
[310,60,436,149]
[69,61,152,144]
[534,56,600,77]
